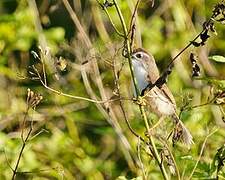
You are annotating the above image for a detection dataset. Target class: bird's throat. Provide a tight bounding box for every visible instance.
[132,61,149,94]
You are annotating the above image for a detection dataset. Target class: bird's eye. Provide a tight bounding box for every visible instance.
[136,53,142,58]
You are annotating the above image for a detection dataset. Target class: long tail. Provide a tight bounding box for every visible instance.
[172,114,194,148]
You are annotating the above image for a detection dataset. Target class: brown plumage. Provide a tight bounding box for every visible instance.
[131,48,193,147]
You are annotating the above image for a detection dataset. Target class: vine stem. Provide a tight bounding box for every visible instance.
[112,0,169,179]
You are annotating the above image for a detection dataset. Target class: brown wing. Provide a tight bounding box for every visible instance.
[146,53,160,83]
[161,84,176,106]
[146,54,176,106]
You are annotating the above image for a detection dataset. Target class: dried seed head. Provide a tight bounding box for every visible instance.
[191,41,201,47]
[27,88,43,109]
[190,53,197,64]
[162,148,176,175]
[102,1,114,8]
[192,64,201,77]
[189,53,201,77]
[212,3,225,23]
[203,21,217,35]
[200,30,210,44]
[172,123,183,146]
[56,57,67,71]
[214,91,225,105]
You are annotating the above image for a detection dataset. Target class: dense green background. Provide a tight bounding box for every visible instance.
[0,0,225,179]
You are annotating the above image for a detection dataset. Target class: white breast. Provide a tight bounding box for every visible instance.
[132,59,149,96]
[147,87,176,116]
[131,59,176,116]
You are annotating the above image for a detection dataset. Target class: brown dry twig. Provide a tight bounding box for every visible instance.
[11,89,43,180]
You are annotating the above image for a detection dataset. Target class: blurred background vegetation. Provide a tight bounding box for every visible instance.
[0,0,225,179]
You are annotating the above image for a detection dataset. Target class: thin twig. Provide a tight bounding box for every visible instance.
[21,107,29,143]
[4,149,14,172]
[29,128,49,141]
[148,18,214,92]
[12,116,33,180]
[188,128,218,180]
[137,137,147,180]
[128,0,141,34]
[32,64,130,104]
[167,30,204,70]
[12,88,43,179]
[15,166,62,175]
[96,0,124,37]
[128,0,141,49]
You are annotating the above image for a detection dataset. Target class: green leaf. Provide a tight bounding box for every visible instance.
[209,55,225,63]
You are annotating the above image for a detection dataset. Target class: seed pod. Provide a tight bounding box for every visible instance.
[191,41,201,47]
[27,88,43,109]
[56,57,67,71]
[103,1,114,8]
[200,30,210,45]
[189,53,201,77]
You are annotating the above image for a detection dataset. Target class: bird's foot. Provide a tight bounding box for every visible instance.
[133,96,147,106]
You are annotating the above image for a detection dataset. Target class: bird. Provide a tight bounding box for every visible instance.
[131,48,193,147]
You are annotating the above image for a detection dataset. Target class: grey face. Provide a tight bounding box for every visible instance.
[132,51,150,63]
[131,51,150,94]
[131,51,150,71]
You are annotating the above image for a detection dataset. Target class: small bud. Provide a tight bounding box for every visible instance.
[103,1,114,8]
[56,57,67,71]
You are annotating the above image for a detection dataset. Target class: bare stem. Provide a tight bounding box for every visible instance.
[32,64,129,104]
[11,108,32,180]
[96,0,124,37]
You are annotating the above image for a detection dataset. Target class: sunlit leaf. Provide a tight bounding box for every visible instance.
[209,55,225,63]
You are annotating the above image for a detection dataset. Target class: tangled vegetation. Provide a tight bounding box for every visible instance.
[0,0,225,179]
